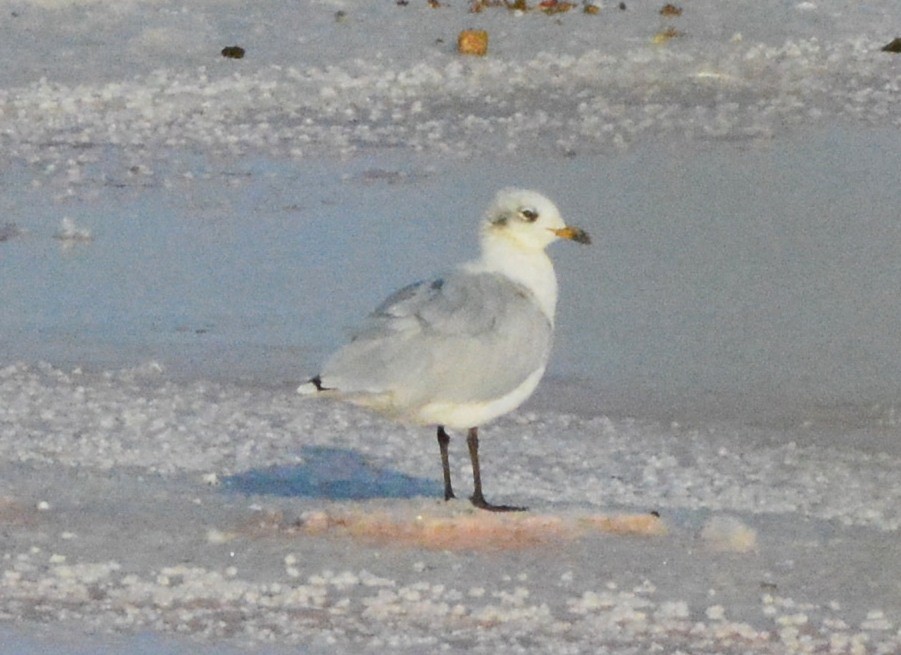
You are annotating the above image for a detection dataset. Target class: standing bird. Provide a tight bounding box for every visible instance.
[298,188,590,511]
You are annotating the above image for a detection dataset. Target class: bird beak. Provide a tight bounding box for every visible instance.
[552,226,591,245]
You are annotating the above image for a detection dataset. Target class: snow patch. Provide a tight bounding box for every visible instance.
[699,515,758,553]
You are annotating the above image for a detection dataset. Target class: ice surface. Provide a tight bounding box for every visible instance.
[1,0,900,652]
[3,129,900,426]
[2,0,899,170]
[1,362,899,653]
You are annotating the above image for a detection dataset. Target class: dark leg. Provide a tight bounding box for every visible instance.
[466,427,527,512]
[437,426,455,501]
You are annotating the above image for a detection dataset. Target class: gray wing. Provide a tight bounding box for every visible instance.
[320,270,553,406]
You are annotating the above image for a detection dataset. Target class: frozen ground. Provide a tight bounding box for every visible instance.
[1,0,900,653]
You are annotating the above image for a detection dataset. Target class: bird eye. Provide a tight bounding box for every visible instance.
[519,208,539,223]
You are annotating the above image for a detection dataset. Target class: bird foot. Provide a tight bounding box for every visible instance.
[469,494,527,512]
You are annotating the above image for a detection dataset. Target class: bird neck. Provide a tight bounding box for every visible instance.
[468,230,559,322]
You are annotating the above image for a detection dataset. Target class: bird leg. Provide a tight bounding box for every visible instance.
[466,427,527,512]
[437,426,455,501]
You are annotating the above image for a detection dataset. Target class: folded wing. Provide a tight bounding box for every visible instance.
[320,271,553,409]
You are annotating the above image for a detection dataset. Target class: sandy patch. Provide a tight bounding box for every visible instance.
[225,503,667,551]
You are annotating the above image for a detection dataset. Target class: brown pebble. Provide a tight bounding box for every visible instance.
[220,45,245,59]
[458,29,489,56]
[660,3,682,16]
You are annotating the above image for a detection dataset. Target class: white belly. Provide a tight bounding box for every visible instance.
[410,366,546,429]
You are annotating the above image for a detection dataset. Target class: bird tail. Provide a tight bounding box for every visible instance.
[297,375,328,396]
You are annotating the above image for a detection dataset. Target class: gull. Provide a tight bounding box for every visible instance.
[298,188,590,511]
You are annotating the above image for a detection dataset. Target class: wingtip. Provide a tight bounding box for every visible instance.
[297,375,326,395]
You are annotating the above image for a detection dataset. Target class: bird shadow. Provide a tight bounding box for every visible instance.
[223,446,440,501]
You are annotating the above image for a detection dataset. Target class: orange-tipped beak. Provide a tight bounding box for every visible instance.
[552,226,591,245]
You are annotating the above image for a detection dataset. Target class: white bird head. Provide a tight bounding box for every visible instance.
[484,188,591,251]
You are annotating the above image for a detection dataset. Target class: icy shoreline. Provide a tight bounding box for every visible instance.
[3,361,899,528]
[0,362,899,653]
[2,0,899,181]
[5,34,896,169]
[4,125,901,429]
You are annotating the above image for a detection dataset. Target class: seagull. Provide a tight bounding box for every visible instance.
[298,188,590,511]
